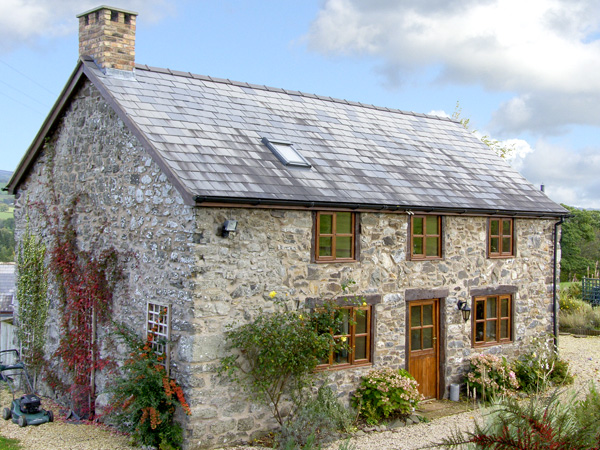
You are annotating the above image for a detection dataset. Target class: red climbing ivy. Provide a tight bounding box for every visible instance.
[47,197,124,418]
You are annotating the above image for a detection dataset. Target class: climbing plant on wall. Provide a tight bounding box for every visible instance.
[46,197,124,418]
[16,223,48,389]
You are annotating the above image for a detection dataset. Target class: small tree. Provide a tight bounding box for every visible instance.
[16,225,48,388]
[219,308,332,425]
[452,101,515,159]
[219,283,362,426]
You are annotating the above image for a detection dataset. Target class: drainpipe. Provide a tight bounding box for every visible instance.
[553,217,565,350]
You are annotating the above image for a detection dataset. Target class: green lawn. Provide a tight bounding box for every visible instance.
[560,281,578,290]
[0,435,22,449]
[0,208,14,220]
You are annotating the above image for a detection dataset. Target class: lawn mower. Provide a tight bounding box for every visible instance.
[0,349,53,427]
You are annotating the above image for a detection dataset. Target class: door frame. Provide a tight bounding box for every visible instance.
[405,288,448,399]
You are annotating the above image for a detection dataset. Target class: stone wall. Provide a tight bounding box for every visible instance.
[185,208,557,448]
[13,78,559,449]
[13,79,197,400]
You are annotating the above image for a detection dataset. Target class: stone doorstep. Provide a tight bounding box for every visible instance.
[416,398,476,421]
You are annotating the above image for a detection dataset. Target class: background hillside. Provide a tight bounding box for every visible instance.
[0,170,15,262]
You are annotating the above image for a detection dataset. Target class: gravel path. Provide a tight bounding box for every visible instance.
[1,334,599,450]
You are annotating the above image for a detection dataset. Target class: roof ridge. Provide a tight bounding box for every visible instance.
[134,63,458,124]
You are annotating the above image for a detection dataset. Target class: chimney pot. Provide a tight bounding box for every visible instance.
[77,6,138,73]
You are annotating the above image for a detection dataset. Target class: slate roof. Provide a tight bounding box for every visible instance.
[8,58,568,217]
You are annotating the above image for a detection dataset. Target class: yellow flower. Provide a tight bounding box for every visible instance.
[298,314,303,320]
[362,301,367,306]
[340,336,347,342]
[269,291,277,299]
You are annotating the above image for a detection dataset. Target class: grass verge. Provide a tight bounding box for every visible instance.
[0,435,22,449]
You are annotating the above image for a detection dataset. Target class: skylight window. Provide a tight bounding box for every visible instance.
[261,137,311,168]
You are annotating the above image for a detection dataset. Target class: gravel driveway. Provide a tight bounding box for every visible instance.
[1,334,599,450]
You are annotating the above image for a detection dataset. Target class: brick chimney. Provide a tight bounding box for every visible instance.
[77,6,138,73]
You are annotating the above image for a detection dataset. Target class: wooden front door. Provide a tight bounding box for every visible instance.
[408,299,439,399]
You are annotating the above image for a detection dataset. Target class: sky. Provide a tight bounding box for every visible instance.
[0,0,598,209]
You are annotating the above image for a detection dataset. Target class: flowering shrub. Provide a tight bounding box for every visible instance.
[107,324,190,449]
[513,338,573,393]
[219,307,332,425]
[219,286,359,426]
[466,353,519,400]
[352,368,422,425]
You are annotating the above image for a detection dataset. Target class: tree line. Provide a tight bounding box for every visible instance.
[560,205,600,281]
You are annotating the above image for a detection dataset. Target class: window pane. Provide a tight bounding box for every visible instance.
[502,237,511,254]
[487,297,497,318]
[355,336,367,360]
[486,320,497,341]
[501,319,509,339]
[319,237,332,256]
[411,329,421,350]
[476,301,485,320]
[426,216,439,234]
[475,322,485,342]
[426,237,439,257]
[336,212,352,234]
[423,304,433,326]
[502,220,511,235]
[334,344,349,365]
[356,310,367,334]
[411,305,421,327]
[413,217,423,235]
[490,219,499,235]
[319,214,332,234]
[336,309,350,335]
[501,298,509,317]
[490,237,499,253]
[423,327,433,349]
[413,237,424,255]
[336,236,352,258]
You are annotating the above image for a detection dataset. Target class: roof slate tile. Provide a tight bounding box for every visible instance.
[87,61,566,215]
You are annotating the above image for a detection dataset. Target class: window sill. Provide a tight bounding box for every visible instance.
[410,256,443,261]
[315,362,372,372]
[473,340,512,349]
[313,258,358,264]
[488,254,515,259]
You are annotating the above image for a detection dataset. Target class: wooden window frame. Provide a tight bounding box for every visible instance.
[472,294,512,347]
[314,211,358,263]
[410,215,442,260]
[317,305,372,370]
[488,218,514,258]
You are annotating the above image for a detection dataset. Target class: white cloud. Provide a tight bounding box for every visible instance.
[0,0,173,53]
[306,0,600,135]
[511,141,600,209]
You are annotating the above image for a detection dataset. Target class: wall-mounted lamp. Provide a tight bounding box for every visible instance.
[457,300,471,322]
[221,219,238,238]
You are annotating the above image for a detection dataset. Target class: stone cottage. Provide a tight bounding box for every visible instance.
[6,6,568,448]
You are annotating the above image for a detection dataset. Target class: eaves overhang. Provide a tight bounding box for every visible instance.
[193,195,569,219]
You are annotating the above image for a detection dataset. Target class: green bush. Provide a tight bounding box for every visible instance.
[439,385,600,449]
[559,294,588,313]
[352,368,422,425]
[466,353,519,400]
[219,308,332,425]
[107,325,190,449]
[219,287,359,426]
[277,385,355,450]
[513,339,573,393]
